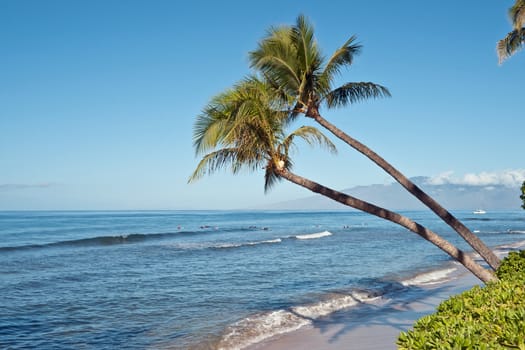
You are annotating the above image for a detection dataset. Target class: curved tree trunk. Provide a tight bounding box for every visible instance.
[277,169,496,283]
[307,109,501,270]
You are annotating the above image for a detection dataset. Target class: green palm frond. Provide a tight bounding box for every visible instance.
[236,76,292,116]
[324,82,391,108]
[193,88,249,155]
[189,148,246,183]
[193,112,228,155]
[249,26,302,94]
[498,0,525,63]
[281,126,337,156]
[191,56,340,193]
[191,75,310,191]
[264,162,282,193]
[497,28,525,63]
[292,15,323,76]
[261,72,297,109]
[322,36,362,85]
[249,15,388,114]
[510,0,525,29]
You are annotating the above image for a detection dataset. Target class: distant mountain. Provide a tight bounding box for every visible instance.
[270,176,522,211]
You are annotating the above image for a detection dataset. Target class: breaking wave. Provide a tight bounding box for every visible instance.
[492,240,525,258]
[212,239,283,250]
[295,231,332,240]
[217,310,309,350]
[401,267,458,286]
[215,290,382,350]
[507,230,525,234]
[497,239,525,250]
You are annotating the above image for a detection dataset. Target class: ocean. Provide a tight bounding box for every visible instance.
[1,210,524,349]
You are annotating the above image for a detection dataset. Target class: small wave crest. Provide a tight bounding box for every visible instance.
[401,267,458,287]
[295,231,332,240]
[498,239,525,250]
[493,240,525,258]
[507,230,525,234]
[216,290,381,350]
[171,239,282,252]
[213,239,282,250]
[291,291,380,318]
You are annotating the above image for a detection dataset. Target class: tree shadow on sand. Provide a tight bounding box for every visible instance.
[289,277,477,346]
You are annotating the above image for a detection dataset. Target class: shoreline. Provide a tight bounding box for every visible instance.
[245,270,481,350]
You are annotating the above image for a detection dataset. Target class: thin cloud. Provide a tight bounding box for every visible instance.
[426,170,525,187]
[0,183,56,191]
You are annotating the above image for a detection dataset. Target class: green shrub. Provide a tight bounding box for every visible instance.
[497,250,525,282]
[397,251,525,349]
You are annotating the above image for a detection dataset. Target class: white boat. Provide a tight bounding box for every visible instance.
[473,209,486,215]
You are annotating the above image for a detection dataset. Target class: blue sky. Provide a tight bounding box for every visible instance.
[1,0,524,210]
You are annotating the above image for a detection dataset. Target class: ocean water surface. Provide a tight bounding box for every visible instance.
[1,210,524,349]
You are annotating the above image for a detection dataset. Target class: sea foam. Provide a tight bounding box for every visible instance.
[291,291,380,318]
[295,231,332,240]
[217,310,310,350]
[216,290,381,350]
[493,239,525,258]
[498,239,525,249]
[214,239,282,249]
[173,239,282,251]
[401,267,458,286]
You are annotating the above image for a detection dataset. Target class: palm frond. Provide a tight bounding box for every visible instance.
[188,148,242,183]
[282,126,337,156]
[510,0,525,29]
[261,71,297,109]
[497,28,525,63]
[292,15,323,75]
[193,108,234,156]
[191,74,301,191]
[322,35,362,85]
[193,86,253,155]
[191,65,341,194]
[237,76,293,116]
[323,82,391,108]
[249,26,302,94]
[193,112,226,155]
[264,162,282,193]
[227,78,289,152]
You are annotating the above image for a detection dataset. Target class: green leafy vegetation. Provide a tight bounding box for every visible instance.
[520,181,525,210]
[397,251,525,349]
[497,250,525,282]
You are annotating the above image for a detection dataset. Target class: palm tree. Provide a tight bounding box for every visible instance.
[249,15,501,270]
[497,0,525,63]
[189,77,496,283]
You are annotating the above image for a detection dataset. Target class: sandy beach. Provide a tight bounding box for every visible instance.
[247,271,481,350]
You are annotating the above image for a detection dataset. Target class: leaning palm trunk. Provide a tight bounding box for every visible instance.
[305,108,501,270]
[277,168,496,283]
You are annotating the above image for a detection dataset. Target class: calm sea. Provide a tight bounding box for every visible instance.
[1,210,524,349]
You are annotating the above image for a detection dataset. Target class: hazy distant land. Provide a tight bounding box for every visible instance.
[268,176,521,211]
